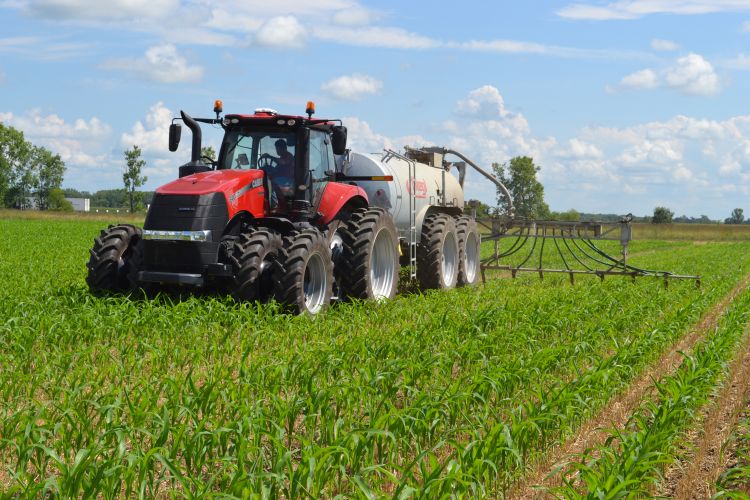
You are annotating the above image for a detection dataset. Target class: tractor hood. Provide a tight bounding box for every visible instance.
[156,169,264,197]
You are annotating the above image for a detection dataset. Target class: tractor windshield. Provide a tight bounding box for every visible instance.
[219,129,296,173]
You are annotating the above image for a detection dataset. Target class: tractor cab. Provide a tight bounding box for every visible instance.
[216,109,340,215]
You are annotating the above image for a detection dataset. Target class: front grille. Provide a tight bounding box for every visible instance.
[142,192,228,272]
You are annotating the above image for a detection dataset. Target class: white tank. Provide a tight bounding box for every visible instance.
[343,151,464,236]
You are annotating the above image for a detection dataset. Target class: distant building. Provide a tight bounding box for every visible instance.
[66,198,90,212]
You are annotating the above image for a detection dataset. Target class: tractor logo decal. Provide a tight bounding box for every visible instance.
[228,179,263,205]
[406,177,428,199]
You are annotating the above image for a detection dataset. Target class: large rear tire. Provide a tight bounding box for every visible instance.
[274,229,333,315]
[456,216,481,286]
[417,213,459,290]
[338,207,400,301]
[230,229,283,302]
[86,224,142,293]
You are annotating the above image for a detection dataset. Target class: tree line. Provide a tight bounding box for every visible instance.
[0,123,67,210]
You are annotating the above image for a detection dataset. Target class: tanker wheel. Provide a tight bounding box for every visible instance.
[338,207,400,301]
[417,213,459,290]
[456,216,481,287]
[230,228,283,302]
[274,229,333,315]
[325,218,347,301]
[86,224,142,293]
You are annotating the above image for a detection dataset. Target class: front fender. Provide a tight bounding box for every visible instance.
[317,182,369,224]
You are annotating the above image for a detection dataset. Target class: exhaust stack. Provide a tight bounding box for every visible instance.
[178,110,211,178]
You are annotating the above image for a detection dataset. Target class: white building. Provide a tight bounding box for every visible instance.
[66,197,90,212]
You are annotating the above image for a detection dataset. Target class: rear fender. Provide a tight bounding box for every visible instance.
[318,182,369,225]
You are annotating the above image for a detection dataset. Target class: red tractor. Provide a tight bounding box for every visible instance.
[86,101,401,314]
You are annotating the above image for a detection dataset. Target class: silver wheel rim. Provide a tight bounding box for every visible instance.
[329,231,343,301]
[304,253,328,313]
[370,228,397,300]
[442,230,458,287]
[465,232,479,283]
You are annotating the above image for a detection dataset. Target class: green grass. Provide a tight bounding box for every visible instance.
[1,216,750,497]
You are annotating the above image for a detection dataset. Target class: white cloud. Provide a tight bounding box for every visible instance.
[743,21,750,32]
[25,0,178,19]
[619,68,659,89]
[664,53,719,95]
[321,73,383,101]
[651,38,679,51]
[0,108,112,168]
[611,53,719,95]
[121,102,173,155]
[314,26,439,49]
[254,16,307,48]
[101,44,203,83]
[558,1,750,20]
[332,6,379,26]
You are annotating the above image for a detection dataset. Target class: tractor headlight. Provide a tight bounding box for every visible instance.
[142,230,212,242]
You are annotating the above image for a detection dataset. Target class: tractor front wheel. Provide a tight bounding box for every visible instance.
[274,229,333,315]
[86,224,142,293]
[230,229,283,302]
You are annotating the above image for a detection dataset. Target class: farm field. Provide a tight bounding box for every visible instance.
[2,214,750,497]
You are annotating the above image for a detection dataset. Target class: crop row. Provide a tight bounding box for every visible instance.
[716,402,750,496]
[1,218,749,497]
[555,287,750,497]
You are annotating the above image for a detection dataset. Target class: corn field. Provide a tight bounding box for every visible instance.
[1,216,750,497]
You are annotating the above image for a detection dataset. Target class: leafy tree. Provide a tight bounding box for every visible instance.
[550,208,581,221]
[123,145,148,213]
[652,206,674,224]
[492,156,550,219]
[725,208,744,225]
[32,146,66,210]
[0,123,31,208]
[201,146,216,162]
[48,188,73,211]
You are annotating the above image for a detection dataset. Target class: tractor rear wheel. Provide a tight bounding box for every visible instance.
[230,229,283,302]
[338,207,400,301]
[456,216,481,286]
[86,224,142,293]
[274,229,333,315]
[417,213,459,290]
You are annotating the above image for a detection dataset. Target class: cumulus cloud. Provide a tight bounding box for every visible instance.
[744,21,750,32]
[619,68,659,90]
[254,16,307,48]
[321,73,383,101]
[651,38,679,51]
[610,53,719,95]
[664,53,719,95]
[558,0,750,20]
[341,86,750,216]
[121,101,173,155]
[101,44,203,83]
[0,108,112,169]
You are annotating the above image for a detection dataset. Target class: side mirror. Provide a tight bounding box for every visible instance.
[331,126,347,155]
[168,123,182,152]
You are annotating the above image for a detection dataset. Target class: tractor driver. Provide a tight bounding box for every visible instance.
[261,138,295,206]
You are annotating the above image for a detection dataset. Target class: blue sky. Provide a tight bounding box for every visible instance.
[2,0,750,218]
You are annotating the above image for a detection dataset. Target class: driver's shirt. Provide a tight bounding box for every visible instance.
[277,151,295,179]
